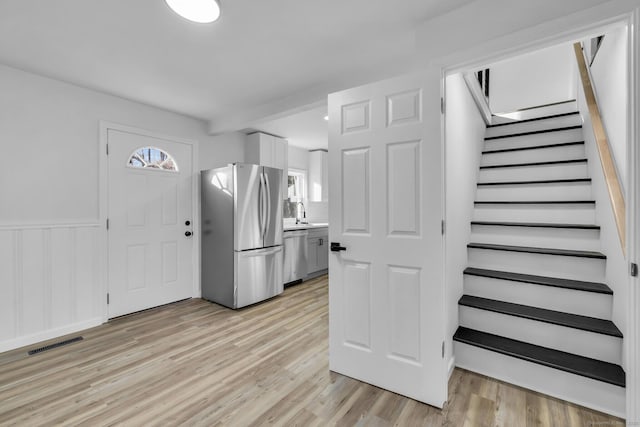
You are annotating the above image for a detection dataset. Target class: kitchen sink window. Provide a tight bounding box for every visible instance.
[127,146,178,172]
[287,169,306,202]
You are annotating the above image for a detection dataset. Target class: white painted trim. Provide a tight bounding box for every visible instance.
[98,121,200,321]
[439,6,639,419]
[0,221,100,230]
[462,72,492,125]
[435,2,635,74]
[99,122,109,323]
[439,66,449,403]
[190,130,201,299]
[0,317,102,353]
[626,7,640,425]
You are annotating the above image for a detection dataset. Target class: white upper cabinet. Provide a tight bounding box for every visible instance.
[246,132,289,200]
[308,150,328,202]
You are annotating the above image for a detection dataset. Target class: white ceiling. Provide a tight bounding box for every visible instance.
[247,104,329,150]
[0,0,475,133]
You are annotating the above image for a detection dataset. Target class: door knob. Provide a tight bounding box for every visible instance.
[330,242,346,252]
[185,231,192,237]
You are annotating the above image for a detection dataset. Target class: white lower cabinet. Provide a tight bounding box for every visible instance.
[306,227,328,276]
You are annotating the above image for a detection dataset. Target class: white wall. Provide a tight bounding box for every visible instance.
[489,44,577,113]
[444,73,486,374]
[287,145,309,171]
[577,73,629,371]
[199,132,245,171]
[0,64,243,352]
[590,26,628,189]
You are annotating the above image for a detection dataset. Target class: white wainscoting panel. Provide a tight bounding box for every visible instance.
[0,224,102,353]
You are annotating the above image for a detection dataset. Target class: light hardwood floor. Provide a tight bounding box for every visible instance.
[0,275,625,426]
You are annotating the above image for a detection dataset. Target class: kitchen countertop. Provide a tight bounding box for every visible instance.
[284,222,329,231]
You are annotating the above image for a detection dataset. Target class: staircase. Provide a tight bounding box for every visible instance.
[452,102,626,417]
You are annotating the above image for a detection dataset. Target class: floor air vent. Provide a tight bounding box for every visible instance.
[28,336,83,355]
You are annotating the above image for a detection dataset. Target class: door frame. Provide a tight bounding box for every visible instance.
[98,121,200,322]
[437,6,639,421]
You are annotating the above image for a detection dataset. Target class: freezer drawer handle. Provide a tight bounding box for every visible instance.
[330,242,346,252]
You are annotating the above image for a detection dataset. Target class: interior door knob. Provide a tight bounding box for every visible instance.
[330,242,346,252]
[185,231,192,237]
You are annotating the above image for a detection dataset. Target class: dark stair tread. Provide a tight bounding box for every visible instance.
[463,267,612,294]
[487,111,580,128]
[458,295,622,337]
[480,159,587,169]
[477,178,591,186]
[453,327,625,387]
[485,125,582,140]
[475,200,595,205]
[470,221,600,230]
[467,242,606,259]
[483,141,584,154]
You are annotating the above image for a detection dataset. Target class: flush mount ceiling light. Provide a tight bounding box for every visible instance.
[165,0,221,23]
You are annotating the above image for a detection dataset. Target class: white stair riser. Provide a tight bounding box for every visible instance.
[485,115,583,138]
[454,342,625,417]
[476,182,592,201]
[479,162,588,182]
[467,248,606,282]
[459,306,621,364]
[473,205,596,224]
[480,144,585,166]
[485,128,583,151]
[464,274,611,318]
[470,225,601,252]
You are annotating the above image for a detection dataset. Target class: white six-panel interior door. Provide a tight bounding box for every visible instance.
[107,128,194,318]
[328,69,447,407]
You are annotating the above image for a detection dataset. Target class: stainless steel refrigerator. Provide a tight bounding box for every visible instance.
[201,164,284,308]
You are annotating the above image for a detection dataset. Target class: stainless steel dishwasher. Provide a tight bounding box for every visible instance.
[283,229,308,285]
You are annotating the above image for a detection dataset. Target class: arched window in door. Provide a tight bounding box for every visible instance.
[127,147,179,172]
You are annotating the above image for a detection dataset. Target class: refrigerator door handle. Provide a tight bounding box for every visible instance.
[261,172,268,240]
[264,171,271,240]
[259,172,266,241]
[258,172,263,241]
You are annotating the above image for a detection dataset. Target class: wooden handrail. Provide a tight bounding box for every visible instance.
[573,42,626,254]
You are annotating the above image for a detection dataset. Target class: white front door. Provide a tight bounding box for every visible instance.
[107,128,194,318]
[328,70,447,407]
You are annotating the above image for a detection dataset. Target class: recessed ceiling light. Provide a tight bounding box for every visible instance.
[165,0,221,24]
[323,115,329,121]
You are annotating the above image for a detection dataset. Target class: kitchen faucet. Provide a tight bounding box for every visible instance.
[295,201,307,224]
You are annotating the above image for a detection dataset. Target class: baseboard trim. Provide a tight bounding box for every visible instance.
[0,317,103,353]
[306,269,329,280]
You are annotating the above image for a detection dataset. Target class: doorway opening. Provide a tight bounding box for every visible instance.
[443,20,633,418]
